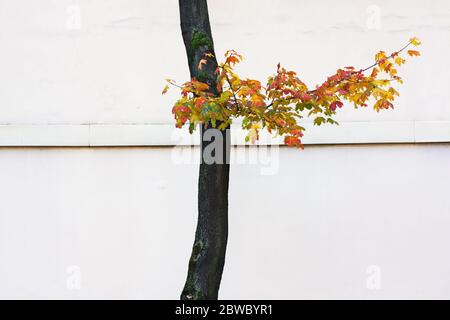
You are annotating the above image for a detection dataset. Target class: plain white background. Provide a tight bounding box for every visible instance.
[1,145,450,299]
[0,0,449,299]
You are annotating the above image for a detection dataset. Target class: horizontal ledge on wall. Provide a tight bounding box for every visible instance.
[0,121,449,147]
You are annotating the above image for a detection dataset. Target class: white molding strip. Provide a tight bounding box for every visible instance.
[0,121,449,147]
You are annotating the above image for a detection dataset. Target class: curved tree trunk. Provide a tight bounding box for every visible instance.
[179,0,230,300]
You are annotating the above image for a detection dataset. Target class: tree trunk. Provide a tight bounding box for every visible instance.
[179,0,230,300]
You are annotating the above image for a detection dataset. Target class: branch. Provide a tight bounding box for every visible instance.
[307,39,414,95]
[264,39,415,110]
[224,73,241,111]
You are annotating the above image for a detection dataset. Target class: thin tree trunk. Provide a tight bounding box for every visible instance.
[179,0,230,300]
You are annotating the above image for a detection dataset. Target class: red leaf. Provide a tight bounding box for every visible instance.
[330,101,343,111]
[284,136,303,148]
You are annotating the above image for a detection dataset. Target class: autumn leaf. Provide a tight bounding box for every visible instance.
[290,129,303,137]
[314,117,325,126]
[375,51,387,63]
[330,101,343,111]
[191,80,209,92]
[251,94,265,108]
[409,37,421,46]
[394,56,405,66]
[198,59,207,70]
[300,92,312,102]
[163,39,421,148]
[284,136,303,148]
[162,85,169,95]
[225,55,240,65]
[195,96,207,109]
[370,67,379,78]
[247,123,260,144]
[407,50,421,57]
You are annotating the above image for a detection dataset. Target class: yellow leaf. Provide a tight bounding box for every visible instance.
[389,68,398,77]
[409,37,421,46]
[394,56,405,66]
[231,78,241,90]
[388,87,400,97]
[375,51,386,62]
[162,85,169,95]
[248,123,261,144]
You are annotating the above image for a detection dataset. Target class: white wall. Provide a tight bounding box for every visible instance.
[0,0,449,145]
[0,145,450,299]
[0,0,450,299]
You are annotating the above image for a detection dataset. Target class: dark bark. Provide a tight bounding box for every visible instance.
[179,0,230,300]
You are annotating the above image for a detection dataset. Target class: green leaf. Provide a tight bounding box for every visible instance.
[189,123,195,134]
[326,118,339,125]
[314,117,325,126]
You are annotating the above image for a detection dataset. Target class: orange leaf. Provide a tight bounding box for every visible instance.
[198,59,207,70]
[284,136,303,148]
[195,97,207,109]
[371,67,379,78]
[407,50,420,57]
[192,80,209,92]
[226,56,240,65]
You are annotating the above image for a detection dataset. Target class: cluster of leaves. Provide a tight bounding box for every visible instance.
[163,38,421,148]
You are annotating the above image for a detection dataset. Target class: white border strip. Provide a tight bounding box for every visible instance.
[0,121,449,146]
